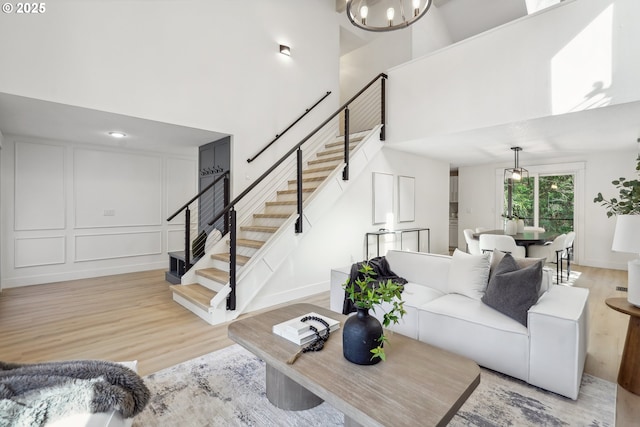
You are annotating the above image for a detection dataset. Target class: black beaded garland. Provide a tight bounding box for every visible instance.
[286,315,332,364]
[300,316,331,353]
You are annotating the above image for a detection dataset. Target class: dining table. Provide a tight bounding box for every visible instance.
[472,229,560,257]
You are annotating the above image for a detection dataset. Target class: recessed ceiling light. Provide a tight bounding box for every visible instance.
[108,131,127,138]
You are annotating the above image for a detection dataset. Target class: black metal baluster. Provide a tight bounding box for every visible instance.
[343,107,350,181]
[228,207,237,311]
[296,148,303,233]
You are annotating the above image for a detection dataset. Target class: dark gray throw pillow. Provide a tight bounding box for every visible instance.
[481,253,543,326]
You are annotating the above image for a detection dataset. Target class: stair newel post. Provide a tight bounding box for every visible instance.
[223,172,230,235]
[228,207,237,310]
[295,148,303,233]
[380,76,386,141]
[343,106,350,181]
[184,206,191,270]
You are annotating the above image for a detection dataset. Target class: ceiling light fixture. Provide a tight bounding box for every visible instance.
[346,0,432,32]
[108,131,126,138]
[504,146,529,184]
[279,44,291,56]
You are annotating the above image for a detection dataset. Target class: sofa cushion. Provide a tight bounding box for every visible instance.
[418,294,529,381]
[385,250,451,294]
[490,249,548,297]
[370,282,445,340]
[482,253,543,326]
[447,249,491,300]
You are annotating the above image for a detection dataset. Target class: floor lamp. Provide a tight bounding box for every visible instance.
[612,215,640,307]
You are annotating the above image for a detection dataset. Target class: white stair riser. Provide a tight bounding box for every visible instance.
[240,230,276,241]
[211,258,246,272]
[196,275,227,292]
[251,217,290,228]
[172,293,227,325]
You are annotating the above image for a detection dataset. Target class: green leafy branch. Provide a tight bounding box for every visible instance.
[343,263,406,361]
[593,155,640,217]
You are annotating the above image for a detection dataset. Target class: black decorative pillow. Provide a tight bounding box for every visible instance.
[482,253,543,327]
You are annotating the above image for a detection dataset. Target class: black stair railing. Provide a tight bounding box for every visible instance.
[167,171,230,272]
[207,73,387,311]
[247,90,332,163]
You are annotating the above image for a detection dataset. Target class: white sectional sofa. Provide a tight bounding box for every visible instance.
[330,249,589,400]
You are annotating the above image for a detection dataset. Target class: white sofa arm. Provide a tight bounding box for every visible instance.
[527,285,589,400]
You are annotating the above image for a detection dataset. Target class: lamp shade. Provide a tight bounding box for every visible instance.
[612,215,640,254]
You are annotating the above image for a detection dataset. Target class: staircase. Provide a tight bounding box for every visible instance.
[170,128,381,325]
[166,73,387,325]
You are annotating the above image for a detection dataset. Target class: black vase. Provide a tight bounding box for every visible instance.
[342,307,383,365]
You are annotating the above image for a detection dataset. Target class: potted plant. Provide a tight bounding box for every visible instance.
[342,262,406,365]
[593,154,640,217]
[594,154,640,306]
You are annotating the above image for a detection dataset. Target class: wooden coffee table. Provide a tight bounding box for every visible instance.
[228,303,480,427]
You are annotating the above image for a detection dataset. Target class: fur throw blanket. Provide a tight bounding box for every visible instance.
[0,359,150,427]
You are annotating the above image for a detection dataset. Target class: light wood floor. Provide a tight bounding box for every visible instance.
[0,265,638,425]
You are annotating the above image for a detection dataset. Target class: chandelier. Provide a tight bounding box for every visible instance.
[504,147,529,184]
[346,0,433,32]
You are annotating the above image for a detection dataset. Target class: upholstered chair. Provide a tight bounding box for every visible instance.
[463,229,481,255]
[528,233,567,284]
[478,234,525,258]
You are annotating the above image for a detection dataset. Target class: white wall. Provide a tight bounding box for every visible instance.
[248,147,449,310]
[386,0,640,145]
[0,0,340,198]
[339,5,452,104]
[458,149,638,270]
[1,135,197,287]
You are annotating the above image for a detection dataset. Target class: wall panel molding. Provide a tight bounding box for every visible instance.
[14,141,65,230]
[74,231,162,262]
[14,236,66,268]
[74,148,162,228]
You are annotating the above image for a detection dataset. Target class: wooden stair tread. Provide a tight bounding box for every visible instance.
[170,284,216,311]
[266,200,296,206]
[303,165,335,174]
[288,176,326,184]
[317,147,351,157]
[240,225,279,233]
[277,188,314,195]
[325,139,362,149]
[235,238,265,249]
[308,156,343,165]
[211,253,250,265]
[195,268,229,284]
[254,213,291,219]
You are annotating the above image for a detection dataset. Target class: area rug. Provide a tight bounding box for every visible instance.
[134,344,615,426]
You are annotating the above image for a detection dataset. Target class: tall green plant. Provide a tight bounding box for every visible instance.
[593,155,640,217]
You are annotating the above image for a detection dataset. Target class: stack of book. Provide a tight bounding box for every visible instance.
[272,312,340,345]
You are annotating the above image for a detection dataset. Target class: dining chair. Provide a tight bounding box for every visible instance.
[463,229,481,255]
[523,226,546,232]
[528,233,567,284]
[475,227,489,233]
[479,234,525,258]
[561,231,576,281]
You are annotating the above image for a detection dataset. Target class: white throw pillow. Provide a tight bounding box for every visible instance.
[447,249,491,300]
